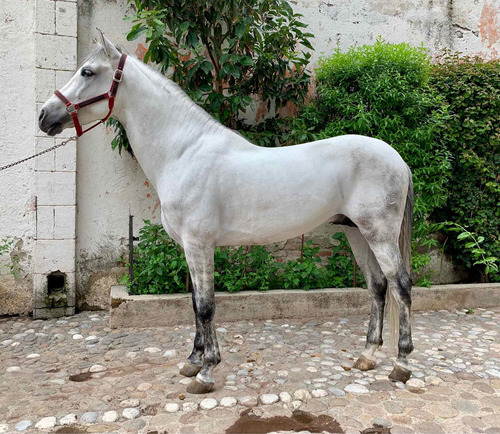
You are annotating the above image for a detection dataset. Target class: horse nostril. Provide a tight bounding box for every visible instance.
[39,109,46,122]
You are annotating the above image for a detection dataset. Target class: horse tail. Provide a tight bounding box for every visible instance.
[388,165,414,351]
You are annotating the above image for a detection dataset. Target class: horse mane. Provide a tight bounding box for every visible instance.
[133,57,228,136]
[83,43,237,138]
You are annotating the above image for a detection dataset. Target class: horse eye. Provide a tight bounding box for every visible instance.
[81,68,94,77]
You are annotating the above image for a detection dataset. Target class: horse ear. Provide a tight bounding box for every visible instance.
[98,29,121,60]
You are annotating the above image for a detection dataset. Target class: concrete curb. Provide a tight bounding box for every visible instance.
[109,283,500,329]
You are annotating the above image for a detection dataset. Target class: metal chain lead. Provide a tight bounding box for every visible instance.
[0,137,77,171]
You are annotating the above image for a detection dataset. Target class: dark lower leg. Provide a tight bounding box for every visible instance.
[389,271,413,383]
[187,306,221,393]
[396,270,413,363]
[354,279,386,371]
[180,294,204,377]
[187,297,204,367]
[365,280,387,349]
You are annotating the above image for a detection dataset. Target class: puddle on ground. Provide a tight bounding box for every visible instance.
[361,425,392,434]
[225,409,344,434]
[68,372,93,382]
[68,362,175,382]
[54,425,87,433]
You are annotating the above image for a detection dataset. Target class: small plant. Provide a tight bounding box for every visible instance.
[107,118,133,156]
[0,237,21,279]
[430,222,499,280]
[128,220,189,294]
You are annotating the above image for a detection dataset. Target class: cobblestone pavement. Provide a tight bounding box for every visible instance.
[0,308,499,434]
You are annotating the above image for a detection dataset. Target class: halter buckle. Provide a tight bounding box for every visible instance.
[113,69,123,83]
[66,104,77,115]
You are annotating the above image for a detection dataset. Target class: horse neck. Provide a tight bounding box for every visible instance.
[114,57,231,189]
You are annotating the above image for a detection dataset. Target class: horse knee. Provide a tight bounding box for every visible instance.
[370,277,387,303]
[197,300,215,324]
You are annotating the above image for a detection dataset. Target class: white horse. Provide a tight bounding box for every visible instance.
[39,35,414,394]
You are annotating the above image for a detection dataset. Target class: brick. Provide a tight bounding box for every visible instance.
[35,33,77,70]
[35,68,56,103]
[54,206,75,239]
[55,138,76,171]
[35,137,56,171]
[37,206,55,239]
[34,239,75,273]
[56,1,77,37]
[36,171,75,205]
[36,0,55,34]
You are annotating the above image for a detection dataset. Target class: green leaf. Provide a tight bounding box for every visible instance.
[127,24,147,41]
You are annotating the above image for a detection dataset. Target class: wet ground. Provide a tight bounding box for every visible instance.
[0,308,499,433]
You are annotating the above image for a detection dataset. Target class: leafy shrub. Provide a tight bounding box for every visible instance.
[429,53,500,282]
[124,221,364,294]
[124,221,189,294]
[288,39,453,276]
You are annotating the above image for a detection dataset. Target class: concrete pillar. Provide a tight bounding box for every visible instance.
[33,0,78,319]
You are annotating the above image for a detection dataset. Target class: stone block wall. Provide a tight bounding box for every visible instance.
[32,0,78,319]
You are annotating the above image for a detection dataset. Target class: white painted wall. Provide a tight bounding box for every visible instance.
[0,0,36,314]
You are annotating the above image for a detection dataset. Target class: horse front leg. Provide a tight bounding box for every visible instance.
[182,242,221,394]
[179,305,204,377]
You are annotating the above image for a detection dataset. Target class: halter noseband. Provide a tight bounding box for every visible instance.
[54,53,127,137]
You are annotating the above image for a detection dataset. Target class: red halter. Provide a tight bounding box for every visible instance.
[54,53,127,137]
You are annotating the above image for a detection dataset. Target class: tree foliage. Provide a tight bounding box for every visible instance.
[121,0,312,143]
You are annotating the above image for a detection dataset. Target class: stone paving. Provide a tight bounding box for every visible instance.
[0,307,499,434]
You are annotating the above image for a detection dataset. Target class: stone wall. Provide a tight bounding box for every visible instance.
[33,0,78,318]
[0,0,498,314]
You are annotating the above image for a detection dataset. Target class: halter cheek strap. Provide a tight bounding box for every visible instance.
[54,53,127,137]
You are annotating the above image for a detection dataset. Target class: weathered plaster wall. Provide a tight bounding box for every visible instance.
[76,0,154,309]
[0,1,36,315]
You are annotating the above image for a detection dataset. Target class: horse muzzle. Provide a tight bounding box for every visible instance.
[38,104,71,136]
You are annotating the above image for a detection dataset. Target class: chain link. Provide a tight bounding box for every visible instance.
[0,137,77,171]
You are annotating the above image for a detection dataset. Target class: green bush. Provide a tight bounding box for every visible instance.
[288,39,453,277]
[429,53,500,282]
[123,220,364,294]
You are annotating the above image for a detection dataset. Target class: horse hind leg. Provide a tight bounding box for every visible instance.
[343,226,387,371]
[364,235,414,383]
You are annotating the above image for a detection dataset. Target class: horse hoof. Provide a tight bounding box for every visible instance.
[180,362,202,377]
[388,365,412,383]
[353,354,377,371]
[186,379,214,394]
